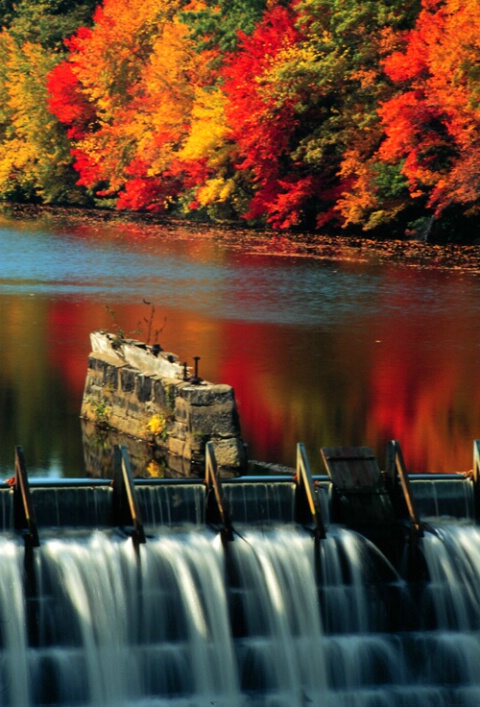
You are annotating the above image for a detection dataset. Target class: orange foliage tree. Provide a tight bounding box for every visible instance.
[48,0,210,211]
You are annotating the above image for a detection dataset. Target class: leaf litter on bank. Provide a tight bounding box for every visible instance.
[2,203,480,273]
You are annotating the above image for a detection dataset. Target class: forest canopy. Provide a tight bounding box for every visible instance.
[1,0,480,240]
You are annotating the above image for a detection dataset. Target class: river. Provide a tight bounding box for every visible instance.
[0,210,479,478]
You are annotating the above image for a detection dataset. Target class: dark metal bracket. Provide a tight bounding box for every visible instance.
[14,446,40,547]
[205,441,233,542]
[385,440,423,537]
[13,446,40,645]
[295,443,326,540]
[112,445,146,547]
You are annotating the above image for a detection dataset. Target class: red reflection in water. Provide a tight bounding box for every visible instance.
[38,265,480,476]
[216,323,286,464]
[47,301,95,399]
[366,269,480,473]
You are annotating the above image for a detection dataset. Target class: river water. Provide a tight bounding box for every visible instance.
[0,212,479,478]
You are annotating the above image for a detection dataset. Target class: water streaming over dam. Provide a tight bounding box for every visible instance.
[1,450,480,706]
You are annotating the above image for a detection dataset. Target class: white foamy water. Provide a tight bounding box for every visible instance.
[0,520,480,705]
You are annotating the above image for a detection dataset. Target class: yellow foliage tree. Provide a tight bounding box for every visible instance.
[179,86,240,215]
[0,33,76,202]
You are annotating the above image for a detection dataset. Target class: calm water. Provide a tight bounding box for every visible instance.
[0,214,480,477]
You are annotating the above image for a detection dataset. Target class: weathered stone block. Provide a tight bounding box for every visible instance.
[164,454,194,478]
[152,377,167,407]
[83,373,95,395]
[121,368,136,393]
[170,420,189,441]
[189,404,241,437]
[178,384,234,407]
[104,365,119,390]
[95,359,109,383]
[168,437,188,459]
[83,384,103,403]
[136,375,152,403]
[212,438,247,470]
[174,397,190,422]
[111,393,128,411]
[125,400,141,416]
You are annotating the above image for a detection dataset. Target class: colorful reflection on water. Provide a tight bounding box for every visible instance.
[0,214,479,477]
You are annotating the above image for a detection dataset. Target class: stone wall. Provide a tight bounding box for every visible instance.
[80,332,247,474]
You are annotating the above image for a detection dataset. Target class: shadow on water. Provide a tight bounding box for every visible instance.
[80,420,202,480]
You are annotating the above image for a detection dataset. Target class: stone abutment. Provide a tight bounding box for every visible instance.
[81,332,247,475]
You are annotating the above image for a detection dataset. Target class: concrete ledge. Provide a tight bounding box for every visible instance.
[91,331,184,379]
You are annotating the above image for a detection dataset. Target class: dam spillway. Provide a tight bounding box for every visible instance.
[1,442,480,706]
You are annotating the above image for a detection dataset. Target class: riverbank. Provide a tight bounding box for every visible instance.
[2,203,480,274]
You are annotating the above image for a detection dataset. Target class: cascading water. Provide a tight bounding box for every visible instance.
[1,481,480,706]
[0,538,30,706]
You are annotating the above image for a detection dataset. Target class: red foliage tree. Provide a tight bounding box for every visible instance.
[222,5,325,229]
[47,58,95,139]
[379,0,480,220]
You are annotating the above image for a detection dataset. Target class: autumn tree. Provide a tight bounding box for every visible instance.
[218,5,317,229]
[180,0,269,52]
[216,0,420,230]
[290,0,420,233]
[0,0,97,204]
[48,0,212,212]
[176,4,302,225]
[376,0,480,238]
[0,33,85,203]
[7,0,98,49]
[45,0,425,228]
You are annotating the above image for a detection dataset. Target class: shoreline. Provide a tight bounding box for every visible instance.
[2,202,480,274]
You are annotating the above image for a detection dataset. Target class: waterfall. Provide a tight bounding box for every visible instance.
[2,480,480,706]
[0,538,30,706]
[420,525,480,630]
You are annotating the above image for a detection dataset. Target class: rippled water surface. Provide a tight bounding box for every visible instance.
[0,215,479,477]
